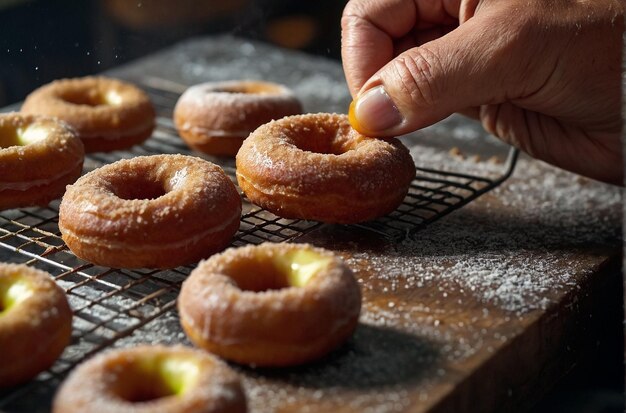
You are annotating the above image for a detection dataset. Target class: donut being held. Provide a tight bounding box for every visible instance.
[21,76,155,153]
[174,80,302,157]
[236,113,416,224]
[178,242,361,367]
[59,154,241,269]
[53,345,247,413]
[0,263,72,387]
[0,113,84,211]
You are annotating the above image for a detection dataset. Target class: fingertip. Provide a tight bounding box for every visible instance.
[348,86,404,136]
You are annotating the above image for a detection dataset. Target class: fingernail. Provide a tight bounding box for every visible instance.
[353,86,403,134]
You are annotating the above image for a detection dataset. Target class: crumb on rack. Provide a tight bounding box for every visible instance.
[448,146,464,159]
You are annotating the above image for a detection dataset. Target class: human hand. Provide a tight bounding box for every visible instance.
[342,0,624,185]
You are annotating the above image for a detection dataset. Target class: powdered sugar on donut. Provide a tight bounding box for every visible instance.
[236,113,416,223]
[173,80,302,156]
[58,154,241,269]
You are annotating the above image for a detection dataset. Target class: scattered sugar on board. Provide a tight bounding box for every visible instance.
[344,150,620,315]
[239,320,439,413]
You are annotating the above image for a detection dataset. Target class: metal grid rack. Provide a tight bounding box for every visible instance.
[0,83,518,411]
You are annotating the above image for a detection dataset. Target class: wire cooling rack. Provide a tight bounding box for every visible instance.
[0,83,518,411]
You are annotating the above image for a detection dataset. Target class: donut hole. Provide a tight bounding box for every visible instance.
[114,180,166,200]
[20,124,51,144]
[226,249,332,291]
[13,122,57,148]
[275,249,333,287]
[0,277,33,314]
[110,172,168,201]
[109,356,200,403]
[286,124,357,155]
[0,125,21,148]
[57,89,123,107]
[0,123,48,147]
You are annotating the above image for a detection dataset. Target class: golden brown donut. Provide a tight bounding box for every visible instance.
[0,263,72,387]
[178,242,362,367]
[173,80,302,156]
[52,345,247,413]
[21,76,155,153]
[236,113,416,224]
[58,154,241,269]
[0,113,84,211]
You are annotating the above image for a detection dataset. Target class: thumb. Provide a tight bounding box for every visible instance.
[350,13,523,137]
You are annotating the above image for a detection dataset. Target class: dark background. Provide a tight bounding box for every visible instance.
[0,0,345,106]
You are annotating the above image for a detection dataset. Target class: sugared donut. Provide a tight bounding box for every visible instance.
[235,113,416,224]
[58,154,241,269]
[173,80,302,156]
[0,263,72,387]
[178,242,361,367]
[0,113,84,211]
[21,76,155,153]
[53,345,247,413]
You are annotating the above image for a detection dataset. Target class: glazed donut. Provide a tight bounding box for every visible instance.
[0,263,72,387]
[58,154,241,269]
[178,242,361,367]
[173,80,302,156]
[21,76,155,153]
[53,345,247,413]
[0,113,84,211]
[236,113,416,224]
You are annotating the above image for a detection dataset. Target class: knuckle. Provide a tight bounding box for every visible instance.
[341,1,366,29]
[481,103,540,158]
[389,48,442,108]
[341,1,372,33]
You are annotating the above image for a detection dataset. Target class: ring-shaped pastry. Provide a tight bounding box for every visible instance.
[178,242,362,367]
[235,113,416,224]
[0,263,72,387]
[52,345,247,413]
[174,80,302,156]
[59,154,241,269]
[0,113,84,211]
[21,76,155,153]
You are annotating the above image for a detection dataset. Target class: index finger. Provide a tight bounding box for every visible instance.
[341,0,461,96]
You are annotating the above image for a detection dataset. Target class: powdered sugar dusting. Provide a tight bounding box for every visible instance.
[338,152,621,315]
[169,166,188,188]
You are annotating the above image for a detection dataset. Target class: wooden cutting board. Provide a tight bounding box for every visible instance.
[0,36,621,413]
